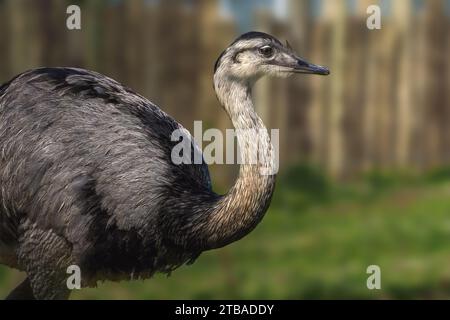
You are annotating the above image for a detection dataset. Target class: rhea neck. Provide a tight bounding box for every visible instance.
[197,71,277,250]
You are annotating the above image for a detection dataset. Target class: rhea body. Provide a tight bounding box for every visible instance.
[0,32,329,299]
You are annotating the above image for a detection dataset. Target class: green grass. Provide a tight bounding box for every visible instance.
[2,170,450,299]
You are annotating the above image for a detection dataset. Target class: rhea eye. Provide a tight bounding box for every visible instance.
[258,45,274,57]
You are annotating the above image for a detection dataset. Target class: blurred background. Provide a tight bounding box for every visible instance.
[1,0,450,299]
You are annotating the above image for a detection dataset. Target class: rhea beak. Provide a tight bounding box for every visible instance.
[291,57,330,76]
[281,40,329,75]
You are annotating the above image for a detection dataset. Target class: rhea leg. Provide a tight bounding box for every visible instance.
[5,277,35,300]
[17,225,72,300]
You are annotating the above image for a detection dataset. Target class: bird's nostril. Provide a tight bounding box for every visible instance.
[297,60,309,67]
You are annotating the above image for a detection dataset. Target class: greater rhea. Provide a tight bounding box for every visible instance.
[0,31,329,299]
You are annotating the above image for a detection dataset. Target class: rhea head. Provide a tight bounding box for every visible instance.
[214,31,330,84]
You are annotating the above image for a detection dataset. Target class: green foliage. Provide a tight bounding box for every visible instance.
[282,164,331,197]
[274,163,332,211]
[425,166,450,183]
[363,169,419,191]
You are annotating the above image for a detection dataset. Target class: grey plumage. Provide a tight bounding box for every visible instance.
[0,32,328,299]
[1,67,214,297]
